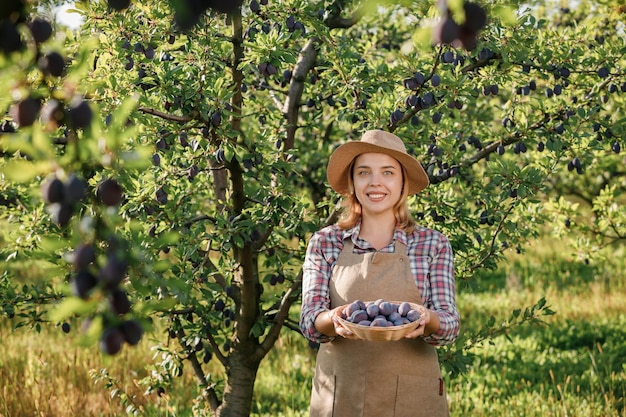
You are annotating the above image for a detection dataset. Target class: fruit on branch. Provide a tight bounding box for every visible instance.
[38,51,66,77]
[40,173,87,227]
[73,243,96,270]
[108,0,131,10]
[120,319,143,345]
[68,96,93,129]
[99,253,129,289]
[28,18,53,44]
[210,110,222,127]
[99,326,125,355]
[97,178,124,206]
[109,288,132,315]
[155,186,168,205]
[188,165,199,181]
[432,15,459,45]
[41,177,65,204]
[432,1,487,51]
[258,62,278,77]
[71,270,98,299]
[611,141,620,154]
[0,20,23,54]
[9,96,40,127]
[64,174,87,204]
[173,0,243,31]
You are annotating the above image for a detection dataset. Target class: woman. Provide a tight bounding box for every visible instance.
[300,129,460,417]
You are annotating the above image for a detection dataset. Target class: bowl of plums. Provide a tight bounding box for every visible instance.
[336,299,426,342]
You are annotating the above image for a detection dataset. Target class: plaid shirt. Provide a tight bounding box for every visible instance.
[300,222,460,346]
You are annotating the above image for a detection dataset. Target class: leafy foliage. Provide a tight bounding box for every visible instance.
[1,0,625,415]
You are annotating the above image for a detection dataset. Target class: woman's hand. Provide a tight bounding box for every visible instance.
[404,307,440,339]
[315,305,356,339]
[329,306,360,339]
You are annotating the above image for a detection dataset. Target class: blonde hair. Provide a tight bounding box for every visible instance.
[336,160,416,233]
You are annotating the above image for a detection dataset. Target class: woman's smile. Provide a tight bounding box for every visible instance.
[366,192,386,201]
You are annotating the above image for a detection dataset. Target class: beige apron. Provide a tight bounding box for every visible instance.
[309,239,449,417]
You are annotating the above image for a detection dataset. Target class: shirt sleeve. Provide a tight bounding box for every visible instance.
[299,230,335,343]
[421,232,460,346]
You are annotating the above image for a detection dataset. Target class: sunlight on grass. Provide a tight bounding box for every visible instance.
[1,235,625,416]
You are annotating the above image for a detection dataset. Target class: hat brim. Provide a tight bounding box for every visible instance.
[327,141,429,195]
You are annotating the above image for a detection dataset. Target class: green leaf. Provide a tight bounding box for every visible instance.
[493,5,517,26]
[134,297,178,314]
[1,160,52,182]
[250,321,267,338]
[47,297,98,322]
[39,236,70,252]
[153,259,173,272]
[155,231,180,246]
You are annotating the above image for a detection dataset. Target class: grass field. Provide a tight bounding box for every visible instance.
[1,238,625,417]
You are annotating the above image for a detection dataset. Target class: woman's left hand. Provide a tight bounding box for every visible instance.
[404,308,431,339]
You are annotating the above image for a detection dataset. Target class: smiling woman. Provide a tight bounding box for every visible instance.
[300,129,460,417]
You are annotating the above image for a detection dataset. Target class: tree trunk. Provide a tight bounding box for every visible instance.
[215,349,262,417]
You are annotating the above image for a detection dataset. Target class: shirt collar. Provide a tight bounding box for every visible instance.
[342,221,409,248]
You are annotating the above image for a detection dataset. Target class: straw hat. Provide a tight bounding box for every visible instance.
[326,129,429,195]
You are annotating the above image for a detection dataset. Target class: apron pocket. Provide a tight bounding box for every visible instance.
[394,375,449,417]
[363,372,397,417]
[309,372,335,417]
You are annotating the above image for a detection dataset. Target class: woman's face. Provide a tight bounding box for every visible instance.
[352,152,403,217]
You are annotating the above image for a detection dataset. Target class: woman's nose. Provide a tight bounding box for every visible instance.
[368,173,381,185]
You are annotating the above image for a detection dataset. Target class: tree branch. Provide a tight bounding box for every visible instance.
[283,38,320,151]
[187,350,221,412]
[253,270,302,362]
[467,202,517,272]
[137,106,195,123]
[324,7,364,29]
[430,113,552,185]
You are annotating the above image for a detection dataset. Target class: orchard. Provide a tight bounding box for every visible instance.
[0,0,624,416]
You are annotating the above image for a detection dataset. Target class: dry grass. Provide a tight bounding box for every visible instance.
[1,238,625,416]
[0,320,154,417]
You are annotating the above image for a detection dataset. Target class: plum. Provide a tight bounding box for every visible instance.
[370,318,387,327]
[407,309,422,322]
[365,303,379,318]
[398,302,412,316]
[349,310,368,323]
[378,301,393,316]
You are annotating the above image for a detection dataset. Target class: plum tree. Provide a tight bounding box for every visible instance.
[1,0,624,416]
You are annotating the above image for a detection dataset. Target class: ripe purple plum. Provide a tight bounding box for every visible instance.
[370,317,388,327]
[378,301,393,316]
[398,302,412,316]
[99,326,124,355]
[349,310,368,324]
[407,310,422,322]
[366,303,379,319]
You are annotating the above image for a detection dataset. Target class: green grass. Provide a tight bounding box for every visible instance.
[1,238,625,416]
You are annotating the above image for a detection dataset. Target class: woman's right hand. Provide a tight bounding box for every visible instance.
[329,306,359,339]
